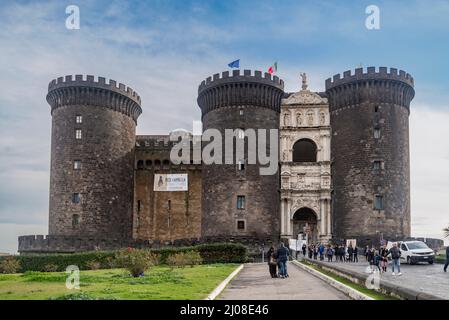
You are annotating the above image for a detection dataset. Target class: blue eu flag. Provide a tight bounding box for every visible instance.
[228,59,240,68]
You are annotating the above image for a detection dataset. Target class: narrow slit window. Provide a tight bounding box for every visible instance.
[237,195,246,209]
[74,160,81,170]
[374,128,381,139]
[72,214,80,227]
[374,195,383,210]
[72,193,81,204]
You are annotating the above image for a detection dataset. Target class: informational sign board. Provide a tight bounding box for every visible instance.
[346,239,357,248]
[289,239,299,251]
[153,174,188,191]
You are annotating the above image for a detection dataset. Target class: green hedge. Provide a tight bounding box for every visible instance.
[1,243,247,272]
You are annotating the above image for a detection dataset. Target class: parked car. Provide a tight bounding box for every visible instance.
[398,241,435,265]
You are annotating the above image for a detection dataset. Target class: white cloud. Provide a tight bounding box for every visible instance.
[410,106,449,245]
[0,1,448,253]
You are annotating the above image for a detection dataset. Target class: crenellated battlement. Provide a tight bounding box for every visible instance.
[325,66,414,91]
[48,74,141,104]
[47,75,142,122]
[198,69,284,93]
[197,69,285,117]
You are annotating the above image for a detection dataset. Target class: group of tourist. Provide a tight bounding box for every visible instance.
[362,243,402,275]
[267,241,449,279]
[301,243,359,263]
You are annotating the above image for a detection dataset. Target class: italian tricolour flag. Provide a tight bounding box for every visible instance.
[268,62,278,74]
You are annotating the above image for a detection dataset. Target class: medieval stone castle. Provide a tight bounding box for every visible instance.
[18,66,415,253]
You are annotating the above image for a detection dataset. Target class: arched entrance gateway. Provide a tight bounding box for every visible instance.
[292,207,318,244]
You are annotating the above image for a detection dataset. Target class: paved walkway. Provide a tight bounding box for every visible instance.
[219,262,349,300]
[303,257,449,299]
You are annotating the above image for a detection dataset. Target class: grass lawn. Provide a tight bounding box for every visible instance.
[0,263,239,300]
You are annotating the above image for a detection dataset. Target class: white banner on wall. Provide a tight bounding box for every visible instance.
[153,174,188,191]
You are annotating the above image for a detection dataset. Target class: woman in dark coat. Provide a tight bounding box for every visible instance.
[267,246,277,278]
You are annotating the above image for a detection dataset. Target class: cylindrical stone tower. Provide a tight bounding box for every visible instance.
[325,67,415,244]
[197,69,284,240]
[46,75,142,240]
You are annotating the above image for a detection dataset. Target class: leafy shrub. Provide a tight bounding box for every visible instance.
[104,256,118,269]
[5,251,117,273]
[2,243,247,272]
[86,260,101,270]
[0,257,21,274]
[115,248,157,277]
[155,243,247,264]
[42,263,59,272]
[167,251,203,268]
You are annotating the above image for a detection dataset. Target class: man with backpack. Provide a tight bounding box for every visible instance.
[275,242,290,279]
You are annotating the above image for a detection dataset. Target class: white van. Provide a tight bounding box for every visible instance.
[398,241,435,265]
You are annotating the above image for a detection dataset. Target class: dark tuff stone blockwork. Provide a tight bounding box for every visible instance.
[198,70,284,240]
[326,67,415,243]
[46,75,141,240]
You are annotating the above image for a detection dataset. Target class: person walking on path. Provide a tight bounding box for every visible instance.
[313,245,319,260]
[275,242,290,278]
[327,245,334,262]
[308,245,313,259]
[319,243,325,261]
[353,246,359,263]
[444,246,449,272]
[388,243,402,276]
[373,250,382,273]
[368,247,375,273]
[339,245,346,262]
[267,246,278,278]
[365,245,370,262]
[380,245,389,273]
[302,244,307,257]
[334,245,340,262]
[347,245,354,263]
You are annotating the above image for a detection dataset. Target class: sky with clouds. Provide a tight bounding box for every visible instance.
[0,0,448,253]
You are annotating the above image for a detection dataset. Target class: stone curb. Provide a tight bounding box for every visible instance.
[204,264,244,300]
[291,260,374,300]
[301,258,444,300]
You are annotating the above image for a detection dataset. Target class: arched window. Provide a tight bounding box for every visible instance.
[137,160,144,169]
[145,160,152,168]
[292,139,317,162]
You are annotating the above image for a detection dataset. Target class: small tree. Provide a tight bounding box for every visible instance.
[0,257,21,274]
[115,248,158,277]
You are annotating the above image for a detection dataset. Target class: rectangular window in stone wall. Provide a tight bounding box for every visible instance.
[374,128,381,139]
[74,160,81,170]
[237,220,245,230]
[76,115,82,124]
[72,193,81,204]
[72,214,80,227]
[237,195,245,209]
[374,195,383,210]
[75,129,82,140]
[373,161,381,171]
